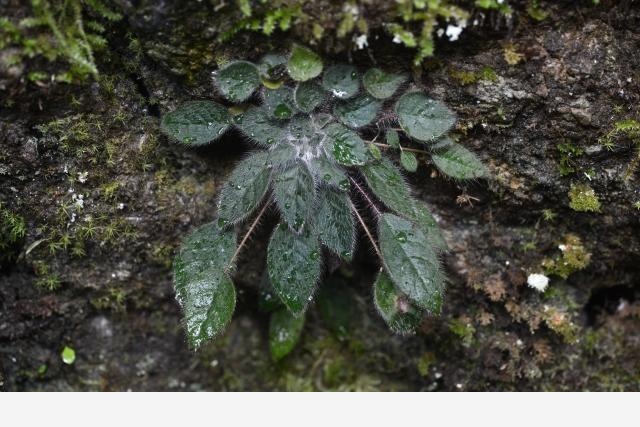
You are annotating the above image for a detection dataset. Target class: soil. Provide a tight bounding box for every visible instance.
[1,0,639,391]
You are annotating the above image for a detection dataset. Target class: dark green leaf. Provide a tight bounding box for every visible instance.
[263,87,295,120]
[397,200,447,251]
[258,272,282,313]
[313,154,349,189]
[385,129,400,148]
[235,107,285,147]
[322,64,359,99]
[400,150,418,172]
[215,61,261,102]
[431,140,488,179]
[378,213,444,313]
[316,186,355,260]
[317,278,353,341]
[363,68,407,99]
[217,151,271,225]
[373,270,423,334]
[258,53,287,86]
[294,81,326,112]
[288,45,323,82]
[267,224,321,315]
[361,155,414,214]
[269,308,305,361]
[334,95,381,128]
[161,101,230,146]
[174,222,237,348]
[395,92,456,142]
[273,161,316,232]
[324,123,368,166]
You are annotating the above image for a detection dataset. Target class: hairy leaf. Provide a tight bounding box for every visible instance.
[314,154,348,189]
[236,107,286,147]
[294,81,326,113]
[288,45,323,82]
[215,61,261,102]
[258,53,287,86]
[385,129,400,148]
[267,224,321,315]
[395,92,456,142]
[363,68,407,99]
[400,150,418,172]
[361,156,413,214]
[263,86,295,120]
[269,307,305,361]
[324,123,368,166]
[431,140,489,179]
[373,270,423,334]
[334,95,381,128]
[322,64,359,99]
[397,200,447,251]
[273,161,316,232]
[161,101,230,146]
[174,222,237,348]
[378,213,444,313]
[317,186,355,260]
[217,151,271,225]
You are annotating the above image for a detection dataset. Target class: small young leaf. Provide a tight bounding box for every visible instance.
[373,270,423,335]
[324,123,368,166]
[317,186,355,260]
[273,161,316,232]
[263,86,295,120]
[257,53,287,83]
[161,101,230,146]
[174,222,237,348]
[385,129,400,148]
[267,224,321,315]
[333,95,381,128]
[431,140,488,179]
[215,61,261,102]
[361,156,414,214]
[317,278,353,341]
[400,150,418,172]
[314,154,348,189]
[378,213,444,313]
[236,107,285,147]
[269,308,305,361]
[395,92,456,142]
[363,68,407,99]
[322,64,359,99]
[217,151,271,225]
[288,45,323,82]
[294,81,326,112]
[368,143,382,160]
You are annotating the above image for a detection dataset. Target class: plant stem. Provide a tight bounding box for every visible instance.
[349,177,381,216]
[226,201,270,272]
[367,141,428,154]
[349,200,382,260]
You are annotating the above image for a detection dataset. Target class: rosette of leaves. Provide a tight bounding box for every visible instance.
[161,45,488,357]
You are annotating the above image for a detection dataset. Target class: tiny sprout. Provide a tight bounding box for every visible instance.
[161,46,489,357]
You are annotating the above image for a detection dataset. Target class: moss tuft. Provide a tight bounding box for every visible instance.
[568,183,601,212]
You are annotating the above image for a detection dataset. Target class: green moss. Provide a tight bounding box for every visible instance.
[0,0,121,82]
[416,352,436,377]
[542,234,591,279]
[449,317,476,347]
[0,203,26,259]
[557,142,584,176]
[568,183,601,212]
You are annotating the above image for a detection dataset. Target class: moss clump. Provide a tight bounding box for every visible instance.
[0,203,26,262]
[568,183,601,212]
[542,234,591,280]
[448,66,498,86]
